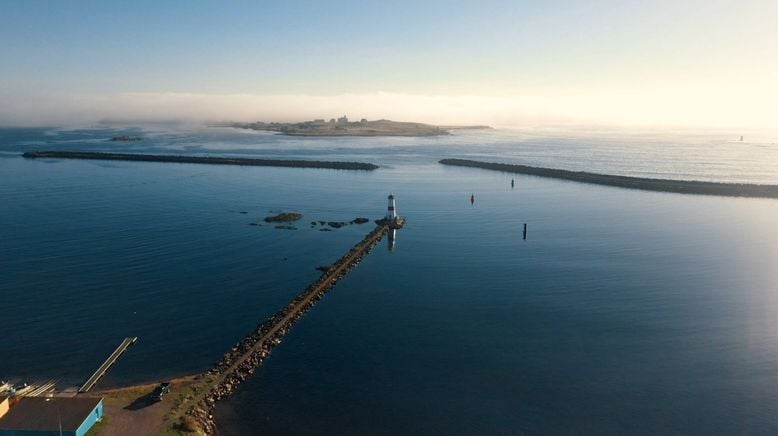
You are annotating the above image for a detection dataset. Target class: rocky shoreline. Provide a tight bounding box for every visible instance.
[181,224,389,434]
[440,158,778,198]
[22,151,379,171]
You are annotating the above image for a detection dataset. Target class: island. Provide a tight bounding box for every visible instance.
[22,151,379,170]
[440,158,778,199]
[224,116,492,137]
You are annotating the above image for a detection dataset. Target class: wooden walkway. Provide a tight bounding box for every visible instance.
[79,337,138,393]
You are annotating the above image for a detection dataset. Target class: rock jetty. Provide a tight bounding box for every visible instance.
[440,158,778,199]
[180,224,389,434]
[22,151,379,171]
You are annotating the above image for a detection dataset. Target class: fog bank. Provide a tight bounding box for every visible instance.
[0,90,775,129]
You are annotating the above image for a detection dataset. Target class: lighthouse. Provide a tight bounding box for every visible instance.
[379,192,404,230]
[386,193,397,220]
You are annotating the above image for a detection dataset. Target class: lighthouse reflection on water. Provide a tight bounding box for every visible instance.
[388,228,396,251]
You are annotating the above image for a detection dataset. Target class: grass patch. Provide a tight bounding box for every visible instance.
[85,414,111,435]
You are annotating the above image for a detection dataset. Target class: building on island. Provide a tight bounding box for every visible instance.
[337,115,348,124]
[0,397,104,436]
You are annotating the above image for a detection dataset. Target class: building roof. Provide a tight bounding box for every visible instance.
[0,396,102,431]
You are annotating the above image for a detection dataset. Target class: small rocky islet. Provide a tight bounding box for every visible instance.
[264,212,303,223]
[109,135,142,141]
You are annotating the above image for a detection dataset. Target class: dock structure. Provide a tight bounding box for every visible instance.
[20,380,57,397]
[78,337,138,393]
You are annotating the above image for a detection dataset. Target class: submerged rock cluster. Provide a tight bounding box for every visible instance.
[309,217,370,229]
[184,224,389,434]
[248,214,371,232]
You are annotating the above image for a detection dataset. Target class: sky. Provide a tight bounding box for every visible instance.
[0,0,776,128]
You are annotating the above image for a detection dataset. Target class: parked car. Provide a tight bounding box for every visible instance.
[151,382,171,401]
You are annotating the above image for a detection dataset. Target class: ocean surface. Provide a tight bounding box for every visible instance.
[2,125,778,434]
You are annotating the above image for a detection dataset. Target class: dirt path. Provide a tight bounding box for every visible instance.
[92,377,198,436]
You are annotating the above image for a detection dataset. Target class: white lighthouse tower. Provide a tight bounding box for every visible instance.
[386,193,397,220]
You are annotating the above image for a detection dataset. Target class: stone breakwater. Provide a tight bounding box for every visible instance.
[22,151,379,171]
[440,158,778,199]
[182,224,389,434]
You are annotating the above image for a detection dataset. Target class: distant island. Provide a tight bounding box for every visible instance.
[224,116,492,137]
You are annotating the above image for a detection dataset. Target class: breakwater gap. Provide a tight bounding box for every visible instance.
[440,158,778,199]
[171,224,391,434]
[22,151,379,171]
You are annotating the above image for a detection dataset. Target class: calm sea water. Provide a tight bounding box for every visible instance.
[1,126,778,434]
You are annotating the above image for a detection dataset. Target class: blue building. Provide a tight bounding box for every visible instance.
[0,397,103,436]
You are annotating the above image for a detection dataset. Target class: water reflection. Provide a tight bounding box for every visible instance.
[388,228,396,252]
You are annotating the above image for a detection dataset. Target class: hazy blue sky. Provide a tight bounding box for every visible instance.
[1,0,776,127]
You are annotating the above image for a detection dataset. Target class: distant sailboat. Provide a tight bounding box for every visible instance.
[470,193,475,205]
[740,135,744,142]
